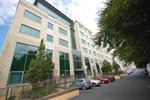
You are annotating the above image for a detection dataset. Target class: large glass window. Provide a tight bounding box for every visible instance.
[73,55,82,70]
[20,24,40,38]
[8,43,38,84]
[95,60,101,74]
[24,10,41,23]
[85,57,91,74]
[47,34,53,42]
[9,72,22,84]
[59,28,68,36]
[59,52,70,77]
[47,22,53,30]
[59,39,68,47]
[37,3,71,26]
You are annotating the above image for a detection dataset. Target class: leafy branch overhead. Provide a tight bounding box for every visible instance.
[95,0,150,68]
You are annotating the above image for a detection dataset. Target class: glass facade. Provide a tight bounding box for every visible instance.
[47,22,53,30]
[59,52,70,77]
[59,28,68,36]
[24,10,41,23]
[59,39,68,47]
[8,43,38,84]
[70,29,76,49]
[20,24,40,38]
[95,60,101,74]
[85,57,91,74]
[37,3,71,26]
[47,34,53,42]
[73,55,82,69]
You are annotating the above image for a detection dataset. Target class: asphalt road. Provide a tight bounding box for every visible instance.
[72,69,150,100]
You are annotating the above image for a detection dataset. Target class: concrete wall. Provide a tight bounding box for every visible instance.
[0,0,74,88]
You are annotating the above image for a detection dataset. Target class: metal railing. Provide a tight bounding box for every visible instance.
[0,77,75,100]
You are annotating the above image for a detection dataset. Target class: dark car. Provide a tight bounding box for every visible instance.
[70,78,92,90]
[93,76,109,84]
[101,75,115,82]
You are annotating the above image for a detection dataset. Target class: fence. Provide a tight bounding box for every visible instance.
[0,76,74,100]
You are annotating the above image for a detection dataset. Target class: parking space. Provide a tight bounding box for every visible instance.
[72,69,150,100]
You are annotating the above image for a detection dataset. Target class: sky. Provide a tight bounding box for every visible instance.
[0,0,107,53]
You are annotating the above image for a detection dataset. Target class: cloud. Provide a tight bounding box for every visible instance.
[68,0,107,33]
[46,0,107,33]
[0,0,18,25]
[0,0,107,33]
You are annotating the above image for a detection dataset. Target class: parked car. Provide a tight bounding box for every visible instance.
[90,79,101,87]
[93,76,109,84]
[127,69,133,74]
[70,78,92,90]
[101,75,115,82]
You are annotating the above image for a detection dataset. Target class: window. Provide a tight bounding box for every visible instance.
[81,39,86,45]
[82,47,88,53]
[47,22,53,30]
[85,35,88,39]
[20,24,40,38]
[87,42,90,46]
[37,3,71,26]
[73,55,82,70]
[59,28,68,36]
[85,57,91,74]
[79,24,83,30]
[93,51,96,56]
[24,10,41,23]
[89,50,92,54]
[8,43,38,84]
[46,49,53,56]
[9,72,22,84]
[80,31,84,37]
[59,52,70,77]
[95,60,101,74]
[47,34,53,42]
[59,39,68,47]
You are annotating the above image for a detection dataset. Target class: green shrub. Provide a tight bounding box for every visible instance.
[23,85,56,98]
[113,61,120,72]
[101,60,112,73]
[25,39,53,89]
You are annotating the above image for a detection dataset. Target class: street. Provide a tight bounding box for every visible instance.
[72,69,150,100]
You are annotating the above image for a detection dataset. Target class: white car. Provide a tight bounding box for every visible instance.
[127,69,133,74]
[90,79,101,87]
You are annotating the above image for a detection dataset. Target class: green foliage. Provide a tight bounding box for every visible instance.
[95,0,150,68]
[23,85,55,98]
[101,60,112,73]
[8,96,16,100]
[26,39,53,89]
[113,61,120,72]
[105,71,124,75]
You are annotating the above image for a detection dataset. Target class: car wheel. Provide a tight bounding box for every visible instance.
[82,86,87,90]
[92,83,97,87]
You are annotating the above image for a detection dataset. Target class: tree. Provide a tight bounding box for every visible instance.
[101,60,112,73]
[95,0,150,68]
[112,61,120,72]
[26,39,53,89]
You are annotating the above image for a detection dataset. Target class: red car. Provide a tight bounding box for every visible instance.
[93,76,109,84]
[101,75,115,82]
